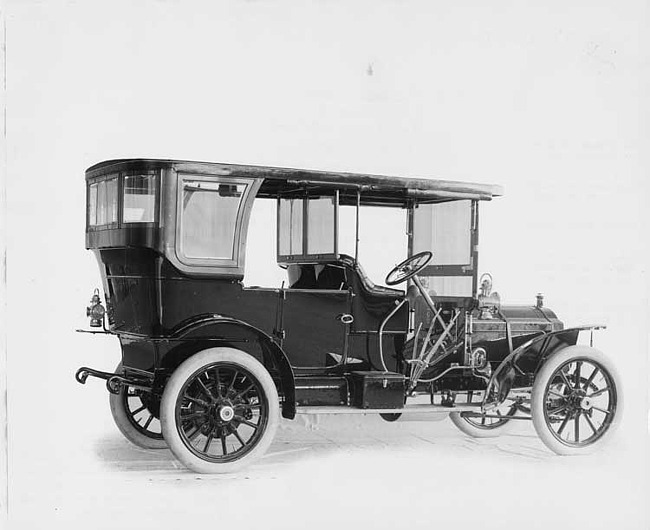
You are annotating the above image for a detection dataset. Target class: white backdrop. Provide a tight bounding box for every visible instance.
[4,1,649,528]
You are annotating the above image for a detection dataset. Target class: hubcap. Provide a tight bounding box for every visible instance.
[579,396,593,411]
[219,405,234,422]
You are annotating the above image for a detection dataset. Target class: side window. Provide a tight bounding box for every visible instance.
[123,174,157,223]
[277,195,337,262]
[307,198,336,254]
[88,176,118,227]
[278,198,303,256]
[177,176,254,264]
[88,183,98,225]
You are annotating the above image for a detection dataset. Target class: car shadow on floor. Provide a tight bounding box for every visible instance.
[93,413,549,476]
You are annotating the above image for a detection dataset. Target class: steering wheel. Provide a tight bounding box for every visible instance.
[385,251,433,286]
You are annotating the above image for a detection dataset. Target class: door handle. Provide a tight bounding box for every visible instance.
[337,313,354,325]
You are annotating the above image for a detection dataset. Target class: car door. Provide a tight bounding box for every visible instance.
[279,288,352,368]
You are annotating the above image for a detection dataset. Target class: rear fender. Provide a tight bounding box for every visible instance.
[164,314,296,419]
[482,325,605,411]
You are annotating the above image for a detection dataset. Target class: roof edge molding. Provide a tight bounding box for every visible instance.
[86,158,504,201]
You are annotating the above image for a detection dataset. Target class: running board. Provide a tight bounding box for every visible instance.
[295,404,483,415]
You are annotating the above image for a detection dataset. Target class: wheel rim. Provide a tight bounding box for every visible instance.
[461,401,518,430]
[174,362,269,463]
[123,388,164,440]
[542,357,617,447]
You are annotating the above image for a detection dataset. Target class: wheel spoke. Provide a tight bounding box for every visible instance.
[235,416,259,430]
[227,371,240,395]
[548,388,567,399]
[556,413,571,437]
[181,411,208,421]
[591,405,611,415]
[143,414,154,430]
[196,377,215,401]
[559,369,572,389]
[220,432,228,455]
[588,387,610,398]
[130,404,147,416]
[184,395,210,408]
[243,402,261,410]
[584,413,598,435]
[203,433,214,453]
[574,362,582,389]
[213,368,223,398]
[186,426,202,441]
[583,366,600,390]
[548,404,568,416]
[233,382,256,401]
[233,428,246,447]
[574,412,580,442]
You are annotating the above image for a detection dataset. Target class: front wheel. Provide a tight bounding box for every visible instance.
[531,346,622,455]
[160,348,280,473]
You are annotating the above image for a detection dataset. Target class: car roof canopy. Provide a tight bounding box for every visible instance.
[86,158,503,205]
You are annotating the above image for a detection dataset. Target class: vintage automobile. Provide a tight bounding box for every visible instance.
[76,158,622,473]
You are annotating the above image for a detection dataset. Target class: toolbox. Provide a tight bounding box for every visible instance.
[348,371,406,409]
[294,376,349,407]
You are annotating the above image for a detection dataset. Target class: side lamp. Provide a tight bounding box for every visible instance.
[86,288,106,328]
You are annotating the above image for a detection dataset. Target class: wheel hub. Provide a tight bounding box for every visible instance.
[579,396,593,411]
[207,399,237,426]
[562,388,587,410]
[219,405,235,422]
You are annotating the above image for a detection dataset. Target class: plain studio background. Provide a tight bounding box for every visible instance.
[3,1,649,529]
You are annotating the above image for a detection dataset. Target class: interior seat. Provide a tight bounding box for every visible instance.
[336,254,404,298]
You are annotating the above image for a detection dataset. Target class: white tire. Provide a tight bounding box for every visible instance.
[449,400,519,438]
[109,363,167,450]
[531,346,622,455]
[161,348,280,473]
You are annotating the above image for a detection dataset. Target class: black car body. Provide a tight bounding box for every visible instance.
[77,159,621,473]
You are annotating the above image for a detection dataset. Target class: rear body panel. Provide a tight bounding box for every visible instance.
[96,248,407,373]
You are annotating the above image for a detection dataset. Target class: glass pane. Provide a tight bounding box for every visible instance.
[89,183,98,226]
[181,180,247,259]
[106,178,118,224]
[413,201,471,265]
[278,198,303,256]
[96,180,107,225]
[426,276,473,297]
[124,175,157,223]
[307,197,335,255]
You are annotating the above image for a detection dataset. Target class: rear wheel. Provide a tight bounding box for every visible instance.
[531,346,622,455]
[109,363,166,450]
[161,348,279,473]
[450,399,519,438]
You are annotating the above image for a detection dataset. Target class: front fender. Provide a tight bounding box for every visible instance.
[482,325,605,411]
[167,314,296,419]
